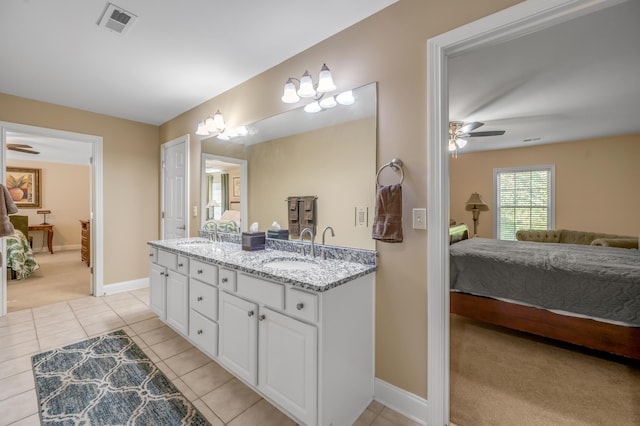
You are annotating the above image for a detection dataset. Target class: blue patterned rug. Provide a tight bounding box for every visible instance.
[31,330,210,425]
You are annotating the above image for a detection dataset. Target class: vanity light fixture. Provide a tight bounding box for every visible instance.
[281,63,336,104]
[196,110,226,136]
[217,125,249,141]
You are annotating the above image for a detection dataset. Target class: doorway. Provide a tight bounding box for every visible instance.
[1,122,103,316]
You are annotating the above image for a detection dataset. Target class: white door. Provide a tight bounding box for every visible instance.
[162,136,189,239]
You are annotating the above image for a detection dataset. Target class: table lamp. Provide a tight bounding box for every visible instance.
[465,193,489,236]
[37,209,51,225]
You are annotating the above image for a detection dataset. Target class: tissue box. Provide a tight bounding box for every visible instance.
[242,232,266,251]
[267,229,289,240]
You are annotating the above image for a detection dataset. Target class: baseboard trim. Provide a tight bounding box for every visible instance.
[32,244,81,253]
[374,378,428,425]
[101,278,149,295]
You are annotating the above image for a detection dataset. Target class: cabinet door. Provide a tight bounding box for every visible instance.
[218,291,258,386]
[259,307,317,425]
[166,271,189,335]
[150,263,166,320]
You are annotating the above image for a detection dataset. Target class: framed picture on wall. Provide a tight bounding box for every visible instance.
[5,167,41,208]
[232,176,240,198]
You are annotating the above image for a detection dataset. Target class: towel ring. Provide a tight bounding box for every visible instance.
[376,159,404,186]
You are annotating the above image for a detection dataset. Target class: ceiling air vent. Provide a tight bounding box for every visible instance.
[97,2,137,35]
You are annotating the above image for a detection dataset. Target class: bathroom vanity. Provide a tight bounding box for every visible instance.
[148,238,376,426]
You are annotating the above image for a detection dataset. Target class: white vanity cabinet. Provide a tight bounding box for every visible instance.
[188,259,219,357]
[149,262,166,320]
[218,291,258,385]
[150,248,189,335]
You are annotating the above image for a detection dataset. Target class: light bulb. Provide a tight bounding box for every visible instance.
[336,90,354,105]
[456,138,467,149]
[319,96,337,109]
[297,71,316,98]
[281,79,300,103]
[304,102,322,113]
[316,63,336,93]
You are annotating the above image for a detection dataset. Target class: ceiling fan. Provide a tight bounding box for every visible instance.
[7,144,40,155]
[449,121,505,154]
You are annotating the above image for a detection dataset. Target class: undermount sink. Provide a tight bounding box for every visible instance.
[262,258,319,271]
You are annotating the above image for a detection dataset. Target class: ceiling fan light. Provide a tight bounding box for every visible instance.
[448,140,458,152]
[196,120,209,136]
[304,102,322,113]
[281,79,300,103]
[316,63,336,93]
[297,71,316,98]
[319,96,337,109]
[336,90,354,105]
[456,138,467,149]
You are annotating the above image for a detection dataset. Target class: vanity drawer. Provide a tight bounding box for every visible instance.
[176,255,189,275]
[237,273,284,310]
[148,247,158,263]
[190,259,218,284]
[286,287,318,323]
[219,268,237,292]
[189,309,218,357]
[157,250,177,270]
[190,279,218,320]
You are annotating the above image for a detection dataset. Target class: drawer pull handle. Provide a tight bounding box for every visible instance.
[197,269,203,274]
[197,296,203,301]
[221,277,228,283]
[178,263,184,267]
[258,314,266,321]
[149,253,153,257]
[197,329,203,335]
[248,310,254,317]
[160,272,165,276]
[296,303,304,310]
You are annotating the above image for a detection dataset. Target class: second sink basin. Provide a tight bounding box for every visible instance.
[262,258,319,271]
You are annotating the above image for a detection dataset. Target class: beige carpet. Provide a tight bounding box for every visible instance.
[7,249,91,312]
[450,314,640,426]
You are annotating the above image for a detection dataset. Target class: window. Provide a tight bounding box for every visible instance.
[494,165,555,240]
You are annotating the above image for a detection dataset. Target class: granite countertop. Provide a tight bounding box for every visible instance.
[148,238,376,292]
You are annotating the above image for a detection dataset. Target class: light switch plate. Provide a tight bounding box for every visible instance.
[192,206,198,217]
[355,206,368,227]
[413,208,427,230]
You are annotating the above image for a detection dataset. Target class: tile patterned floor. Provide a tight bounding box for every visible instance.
[0,288,421,426]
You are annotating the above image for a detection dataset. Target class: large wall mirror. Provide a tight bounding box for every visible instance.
[201,81,377,250]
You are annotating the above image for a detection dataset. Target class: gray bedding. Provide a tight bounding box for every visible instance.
[450,238,640,326]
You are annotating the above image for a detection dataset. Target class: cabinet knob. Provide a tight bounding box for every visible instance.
[165,272,169,277]
[248,310,254,317]
[178,263,184,267]
[197,269,203,274]
[258,314,266,321]
[296,303,304,310]
[197,329,203,335]
[149,253,153,257]
[197,296,203,302]
[221,277,228,283]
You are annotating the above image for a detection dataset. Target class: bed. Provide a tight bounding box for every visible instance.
[449,237,640,360]
[6,230,40,280]
[203,209,241,233]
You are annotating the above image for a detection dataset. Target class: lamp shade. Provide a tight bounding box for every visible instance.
[281,79,300,103]
[213,110,225,131]
[336,90,354,105]
[206,199,220,208]
[465,192,489,211]
[297,71,316,98]
[195,120,209,136]
[316,63,336,93]
[319,95,337,109]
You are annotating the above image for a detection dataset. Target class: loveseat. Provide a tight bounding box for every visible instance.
[516,229,638,249]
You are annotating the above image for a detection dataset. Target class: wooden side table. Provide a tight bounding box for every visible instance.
[28,224,54,254]
[80,220,90,267]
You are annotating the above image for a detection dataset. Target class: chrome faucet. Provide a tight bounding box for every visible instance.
[299,228,315,257]
[321,226,335,245]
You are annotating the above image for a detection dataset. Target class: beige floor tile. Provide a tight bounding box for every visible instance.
[82,317,126,336]
[130,289,150,306]
[155,361,177,380]
[0,356,35,381]
[0,320,35,338]
[68,296,107,309]
[0,389,38,425]
[0,340,40,364]
[180,361,234,397]
[192,399,225,426]
[0,370,35,401]
[72,302,115,319]
[0,329,37,347]
[354,408,378,426]
[139,325,179,347]
[164,347,211,376]
[128,316,164,335]
[201,378,262,423]
[33,310,76,327]
[103,292,138,304]
[140,346,161,363]
[0,309,33,328]
[76,310,121,326]
[368,400,385,414]
[117,309,156,325]
[370,415,396,426]
[130,335,147,349]
[38,328,88,352]
[377,407,421,426]
[150,335,193,360]
[7,413,41,426]
[227,399,296,426]
[32,302,71,318]
[35,318,83,338]
[171,378,197,401]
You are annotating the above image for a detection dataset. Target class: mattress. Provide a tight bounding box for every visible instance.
[450,238,640,326]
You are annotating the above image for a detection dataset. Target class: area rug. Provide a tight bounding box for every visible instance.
[31,329,210,425]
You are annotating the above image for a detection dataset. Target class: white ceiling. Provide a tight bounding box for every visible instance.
[448,0,640,153]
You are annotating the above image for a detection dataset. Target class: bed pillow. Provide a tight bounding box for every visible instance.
[590,238,638,249]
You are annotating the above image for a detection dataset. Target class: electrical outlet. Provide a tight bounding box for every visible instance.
[355,206,368,227]
[412,208,427,230]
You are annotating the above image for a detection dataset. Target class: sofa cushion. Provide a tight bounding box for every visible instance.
[515,229,561,243]
[591,238,639,249]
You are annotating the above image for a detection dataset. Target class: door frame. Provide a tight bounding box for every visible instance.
[425,0,624,424]
[200,153,248,232]
[160,135,190,239]
[0,121,103,315]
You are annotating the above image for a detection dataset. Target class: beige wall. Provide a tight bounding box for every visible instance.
[7,159,90,250]
[247,117,376,249]
[160,0,522,398]
[450,133,640,239]
[0,93,160,286]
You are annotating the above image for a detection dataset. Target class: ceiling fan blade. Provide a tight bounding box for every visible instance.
[460,121,484,133]
[468,130,505,137]
[8,147,40,154]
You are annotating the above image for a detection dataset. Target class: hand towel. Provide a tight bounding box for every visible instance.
[0,184,19,237]
[372,184,403,243]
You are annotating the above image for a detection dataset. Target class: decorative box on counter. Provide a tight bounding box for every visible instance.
[242,232,266,251]
[267,229,289,240]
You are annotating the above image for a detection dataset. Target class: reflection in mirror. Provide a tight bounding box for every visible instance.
[200,154,247,234]
[201,82,377,250]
